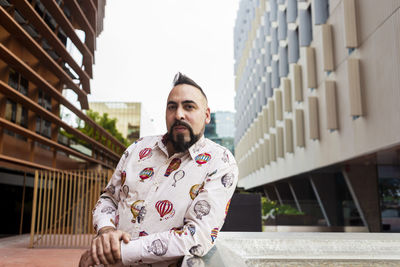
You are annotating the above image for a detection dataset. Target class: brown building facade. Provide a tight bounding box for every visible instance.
[0,0,126,172]
[0,0,129,237]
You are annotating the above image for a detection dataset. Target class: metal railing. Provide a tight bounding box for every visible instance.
[29,169,112,248]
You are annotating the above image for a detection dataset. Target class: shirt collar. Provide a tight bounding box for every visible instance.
[156,134,207,160]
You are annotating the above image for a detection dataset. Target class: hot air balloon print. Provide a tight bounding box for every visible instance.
[120,171,127,185]
[155,200,174,220]
[194,200,210,219]
[189,182,204,200]
[189,244,204,257]
[139,231,148,237]
[195,153,211,166]
[210,228,219,243]
[225,199,231,218]
[164,158,181,177]
[221,150,229,163]
[105,184,115,195]
[110,215,119,227]
[139,167,154,182]
[172,170,185,187]
[187,224,196,236]
[138,148,152,161]
[147,239,168,256]
[131,200,145,223]
[101,206,115,214]
[170,227,186,236]
[221,173,234,188]
[186,257,205,267]
[122,185,129,198]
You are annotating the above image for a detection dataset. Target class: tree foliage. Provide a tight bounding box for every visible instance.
[261,197,304,217]
[80,110,129,147]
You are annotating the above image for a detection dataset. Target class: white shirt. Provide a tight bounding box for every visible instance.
[92,134,238,266]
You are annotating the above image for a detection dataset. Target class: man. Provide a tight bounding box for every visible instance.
[80,73,238,266]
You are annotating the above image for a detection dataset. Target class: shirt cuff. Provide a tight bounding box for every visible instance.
[121,239,143,265]
[95,217,116,234]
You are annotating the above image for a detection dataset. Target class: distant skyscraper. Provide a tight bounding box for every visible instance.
[205,111,235,154]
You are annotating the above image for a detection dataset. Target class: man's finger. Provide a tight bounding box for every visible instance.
[79,250,90,267]
[91,239,100,266]
[110,234,121,261]
[121,232,131,244]
[97,237,110,265]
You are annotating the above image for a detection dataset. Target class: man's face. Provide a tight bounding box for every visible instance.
[166,84,210,151]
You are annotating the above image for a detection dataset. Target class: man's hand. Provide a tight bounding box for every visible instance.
[79,250,95,267]
[91,226,131,266]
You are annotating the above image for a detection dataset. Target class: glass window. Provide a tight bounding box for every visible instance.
[278,10,287,40]
[43,119,51,138]
[36,116,41,134]
[314,0,329,25]
[279,46,288,77]
[8,69,19,90]
[379,166,400,232]
[288,29,300,63]
[287,0,298,23]
[5,100,15,122]
[299,6,313,47]
[19,76,28,96]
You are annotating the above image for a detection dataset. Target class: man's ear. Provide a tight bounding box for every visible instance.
[205,107,211,124]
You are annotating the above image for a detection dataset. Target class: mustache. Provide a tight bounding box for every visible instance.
[171,120,192,131]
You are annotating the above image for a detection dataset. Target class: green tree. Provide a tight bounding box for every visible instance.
[79,110,130,147]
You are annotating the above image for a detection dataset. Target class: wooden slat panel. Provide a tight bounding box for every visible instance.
[29,171,39,248]
[283,78,292,112]
[295,109,305,147]
[276,127,284,158]
[308,97,320,140]
[294,64,303,102]
[325,80,338,130]
[275,90,283,121]
[262,107,269,134]
[343,0,359,48]
[29,170,111,247]
[268,99,275,128]
[0,43,124,153]
[49,171,56,246]
[0,6,88,105]
[306,47,317,88]
[322,24,335,71]
[285,119,294,153]
[347,58,363,116]
[270,133,277,162]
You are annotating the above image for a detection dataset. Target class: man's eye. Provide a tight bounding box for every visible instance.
[185,105,194,110]
[167,105,176,110]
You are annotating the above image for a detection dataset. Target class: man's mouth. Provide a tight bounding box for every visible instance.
[174,126,188,132]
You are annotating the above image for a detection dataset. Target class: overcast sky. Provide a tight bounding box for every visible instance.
[88,0,240,136]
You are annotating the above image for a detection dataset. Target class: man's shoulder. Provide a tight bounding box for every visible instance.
[203,138,236,163]
[125,135,162,152]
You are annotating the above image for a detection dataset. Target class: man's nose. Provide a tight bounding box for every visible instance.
[175,106,185,120]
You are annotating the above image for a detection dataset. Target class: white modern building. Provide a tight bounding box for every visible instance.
[234,0,400,232]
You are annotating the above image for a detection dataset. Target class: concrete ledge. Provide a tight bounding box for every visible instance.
[216,232,400,261]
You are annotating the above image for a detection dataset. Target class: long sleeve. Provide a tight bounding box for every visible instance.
[120,155,238,265]
[92,148,131,232]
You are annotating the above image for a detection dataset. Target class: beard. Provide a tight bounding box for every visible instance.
[168,120,201,152]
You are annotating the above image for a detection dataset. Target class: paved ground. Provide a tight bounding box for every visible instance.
[0,235,86,267]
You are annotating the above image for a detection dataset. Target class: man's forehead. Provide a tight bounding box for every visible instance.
[167,84,207,105]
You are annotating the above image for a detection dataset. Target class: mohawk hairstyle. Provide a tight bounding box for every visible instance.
[172,72,207,101]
